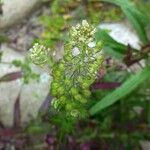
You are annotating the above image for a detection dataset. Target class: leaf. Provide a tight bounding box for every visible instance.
[95,29,139,59]
[122,7,148,45]
[0,71,22,82]
[90,66,150,115]
[95,29,128,58]
[92,82,121,90]
[13,92,21,128]
[99,0,149,45]
[103,46,124,59]
[137,2,150,27]
[96,29,127,54]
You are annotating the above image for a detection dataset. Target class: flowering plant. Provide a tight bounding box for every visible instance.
[30,20,103,118]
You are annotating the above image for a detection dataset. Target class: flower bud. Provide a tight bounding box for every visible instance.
[71,109,79,117]
[70,88,78,95]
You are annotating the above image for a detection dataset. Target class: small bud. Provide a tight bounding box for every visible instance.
[66,103,73,111]
[57,87,65,95]
[71,109,79,117]
[51,98,59,109]
[82,20,89,27]
[70,88,78,95]
[83,90,91,97]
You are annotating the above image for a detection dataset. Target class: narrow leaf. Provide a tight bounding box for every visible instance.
[95,29,128,58]
[90,66,150,115]
[99,0,149,44]
[96,29,127,54]
[123,7,148,45]
[92,82,121,90]
[13,92,21,128]
[0,71,22,82]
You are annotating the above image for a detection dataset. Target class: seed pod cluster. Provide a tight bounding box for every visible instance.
[51,20,103,118]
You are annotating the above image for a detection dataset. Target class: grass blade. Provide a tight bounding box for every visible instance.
[99,0,149,45]
[90,66,150,115]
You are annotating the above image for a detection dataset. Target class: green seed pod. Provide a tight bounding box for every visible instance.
[65,103,73,111]
[51,98,59,109]
[82,82,90,89]
[51,88,57,96]
[64,55,72,61]
[58,63,65,71]
[51,82,59,90]
[70,88,78,95]
[57,87,65,95]
[64,79,71,85]
[74,94,82,101]
[77,76,83,83]
[59,96,66,105]
[70,109,79,117]
[53,70,61,78]
[79,98,87,104]
[83,90,91,97]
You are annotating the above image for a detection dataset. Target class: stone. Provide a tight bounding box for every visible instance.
[99,22,145,72]
[0,0,40,29]
[99,22,141,50]
[140,141,150,150]
[0,45,50,126]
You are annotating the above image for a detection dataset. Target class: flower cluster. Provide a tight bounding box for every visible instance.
[50,20,103,118]
[29,43,51,67]
[29,20,103,118]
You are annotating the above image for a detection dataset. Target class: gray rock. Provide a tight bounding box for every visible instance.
[99,22,141,50]
[140,141,150,150]
[99,22,145,72]
[0,45,50,126]
[0,0,40,29]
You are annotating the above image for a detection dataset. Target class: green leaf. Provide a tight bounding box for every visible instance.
[122,7,148,45]
[95,29,127,57]
[99,0,149,45]
[103,46,124,59]
[95,28,139,59]
[136,2,150,27]
[90,66,150,115]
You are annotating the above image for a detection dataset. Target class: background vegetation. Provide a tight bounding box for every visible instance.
[0,0,150,149]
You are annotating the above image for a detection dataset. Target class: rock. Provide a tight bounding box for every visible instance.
[0,0,40,29]
[3,10,44,51]
[99,22,141,50]
[99,22,145,72]
[140,141,150,150]
[0,45,50,126]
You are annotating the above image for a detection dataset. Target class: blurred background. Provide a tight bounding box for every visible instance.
[0,0,150,149]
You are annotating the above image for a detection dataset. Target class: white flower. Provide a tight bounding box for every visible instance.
[82,20,89,27]
[88,42,96,48]
[90,29,96,35]
[72,47,80,56]
[76,24,81,29]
